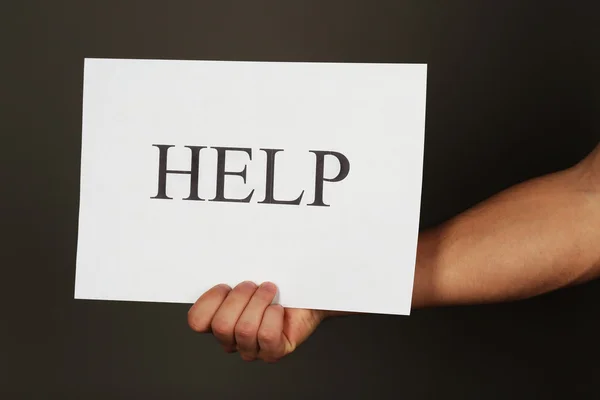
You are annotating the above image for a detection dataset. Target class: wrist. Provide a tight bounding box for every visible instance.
[411,227,446,309]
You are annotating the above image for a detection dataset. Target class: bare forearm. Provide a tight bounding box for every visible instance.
[413,146,600,309]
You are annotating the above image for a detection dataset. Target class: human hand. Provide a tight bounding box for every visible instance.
[188,281,329,363]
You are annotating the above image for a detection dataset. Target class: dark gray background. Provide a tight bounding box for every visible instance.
[2,1,599,398]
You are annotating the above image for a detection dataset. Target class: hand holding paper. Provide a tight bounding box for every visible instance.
[187,281,327,363]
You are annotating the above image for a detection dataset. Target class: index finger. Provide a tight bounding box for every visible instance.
[187,284,231,332]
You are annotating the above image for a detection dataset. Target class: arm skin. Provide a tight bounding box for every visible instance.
[412,142,600,308]
[188,143,600,362]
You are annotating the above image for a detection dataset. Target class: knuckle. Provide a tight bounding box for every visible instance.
[257,328,279,345]
[221,344,237,353]
[259,348,284,363]
[235,320,257,339]
[211,318,233,338]
[187,313,208,333]
[240,354,257,362]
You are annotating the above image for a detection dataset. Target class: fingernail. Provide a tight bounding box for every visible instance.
[260,282,277,293]
[236,281,256,289]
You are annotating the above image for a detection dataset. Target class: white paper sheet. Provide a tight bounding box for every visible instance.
[75,58,427,315]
